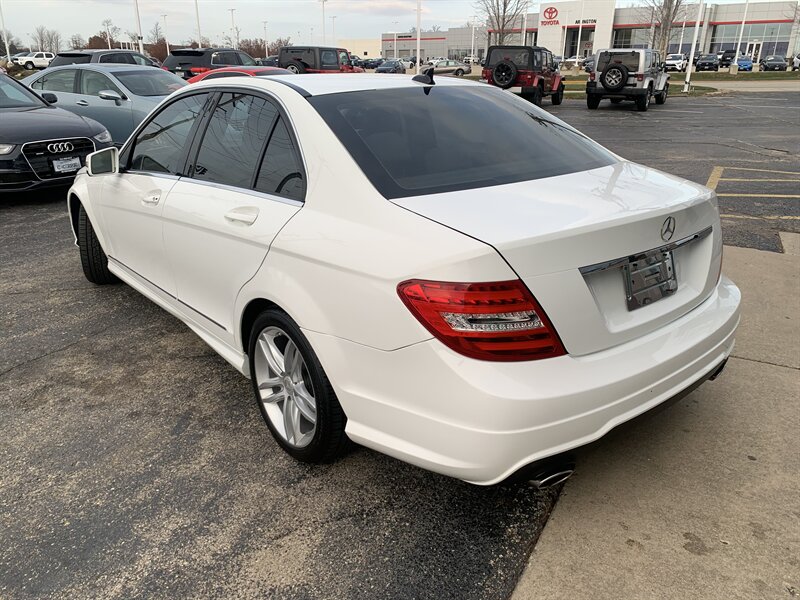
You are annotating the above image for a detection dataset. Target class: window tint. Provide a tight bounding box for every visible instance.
[100,53,134,64]
[310,86,615,199]
[212,51,239,65]
[321,50,338,66]
[487,48,530,68]
[130,93,207,174]
[238,52,256,66]
[79,70,122,96]
[193,93,277,188]
[132,54,151,65]
[113,69,186,96]
[338,51,349,64]
[255,116,305,201]
[38,69,77,93]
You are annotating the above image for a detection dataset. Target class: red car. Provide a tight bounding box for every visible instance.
[186,66,292,84]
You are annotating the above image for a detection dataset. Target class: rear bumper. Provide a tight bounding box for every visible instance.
[307,276,740,485]
[586,82,649,97]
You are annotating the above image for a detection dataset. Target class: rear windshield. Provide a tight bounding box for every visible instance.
[50,54,90,67]
[309,86,615,199]
[113,69,187,96]
[486,48,531,69]
[596,51,640,72]
[163,51,208,68]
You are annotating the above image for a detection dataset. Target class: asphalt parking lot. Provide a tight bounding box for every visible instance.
[1,91,798,599]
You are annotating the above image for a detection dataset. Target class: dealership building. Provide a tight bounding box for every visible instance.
[380,1,799,62]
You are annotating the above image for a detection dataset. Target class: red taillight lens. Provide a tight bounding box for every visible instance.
[161,66,170,71]
[190,67,211,74]
[397,279,566,362]
[636,73,644,81]
[589,71,595,81]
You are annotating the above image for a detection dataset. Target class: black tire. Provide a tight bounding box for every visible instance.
[587,94,601,110]
[655,83,668,105]
[610,98,624,104]
[600,63,629,92]
[532,85,543,106]
[24,61,34,70]
[551,84,564,105]
[492,60,518,89]
[636,90,651,112]
[78,204,118,285]
[248,309,349,463]
[454,68,464,76]
[285,60,306,74]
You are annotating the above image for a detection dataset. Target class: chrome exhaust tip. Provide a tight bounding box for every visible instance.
[530,468,574,489]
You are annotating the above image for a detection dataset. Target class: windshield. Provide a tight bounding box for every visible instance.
[700,55,716,60]
[0,76,44,108]
[113,69,187,96]
[309,86,615,199]
[667,54,682,60]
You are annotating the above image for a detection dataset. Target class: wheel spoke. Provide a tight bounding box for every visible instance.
[282,396,301,444]
[258,334,285,375]
[283,340,298,379]
[293,382,317,424]
[259,382,285,404]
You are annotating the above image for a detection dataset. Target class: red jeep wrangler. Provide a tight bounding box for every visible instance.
[482,45,564,106]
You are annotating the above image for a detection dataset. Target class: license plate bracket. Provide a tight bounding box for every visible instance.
[52,157,81,174]
[622,249,677,310]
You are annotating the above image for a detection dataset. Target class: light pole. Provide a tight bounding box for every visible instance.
[734,0,750,61]
[416,0,421,73]
[392,21,399,59]
[106,21,112,49]
[330,16,337,46]
[228,8,237,49]
[576,0,585,61]
[161,14,169,57]
[683,1,704,92]
[521,2,528,46]
[0,0,10,63]
[470,15,477,58]
[263,21,268,58]
[320,0,328,45]
[194,0,202,46]
[133,0,144,55]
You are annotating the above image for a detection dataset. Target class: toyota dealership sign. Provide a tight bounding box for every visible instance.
[541,6,560,26]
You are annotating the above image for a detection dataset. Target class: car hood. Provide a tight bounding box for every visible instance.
[1,105,99,144]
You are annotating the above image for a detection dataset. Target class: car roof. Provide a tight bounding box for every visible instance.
[34,64,156,74]
[188,73,475,97]
[58,49,139,55]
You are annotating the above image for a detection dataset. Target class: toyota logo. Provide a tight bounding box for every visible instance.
[47,142,74,153]
[543,7,558,19]
[661,216,676,242]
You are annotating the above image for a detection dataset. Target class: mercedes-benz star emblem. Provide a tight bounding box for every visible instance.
[47,142,74,153]
[661,216,676,242]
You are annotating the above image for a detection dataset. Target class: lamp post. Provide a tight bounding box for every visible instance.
[576,0,585,62]
[320,0,328,45]
[0,0,10,62]
[161,14,169,57]
[521,1,528,45]
[133,0,144,55]
[106,21,112,49]
[263,21,268,58]
[470,15,477,58]
[330,16,337,46]
[392,21,399,58]
[734,0,750,62]
[683,1,704,92]
[228,8,237,49]
[416,0,422,73]
[194,0,202,46]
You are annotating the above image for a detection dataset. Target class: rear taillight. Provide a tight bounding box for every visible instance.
[397,279,565,361]
[190,67,210,74]
[589,71,595,81]
[636,73,644,81]
[161,66,170,71]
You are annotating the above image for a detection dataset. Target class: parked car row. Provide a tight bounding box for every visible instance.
[9,49,160,70]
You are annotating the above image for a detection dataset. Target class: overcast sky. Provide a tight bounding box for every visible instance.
[1,0,774,48]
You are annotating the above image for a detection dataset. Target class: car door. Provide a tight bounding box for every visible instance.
[97,92,212,297]
[542,51,555,92]
[162,91,303,340]
[70,69,134,143]
[29,68,81,105]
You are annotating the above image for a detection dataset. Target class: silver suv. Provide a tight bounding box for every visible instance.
[586,49,669,112]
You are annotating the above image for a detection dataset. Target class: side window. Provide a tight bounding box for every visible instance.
[532,50,542,69]
[192,93,277,188]
[129,94,208,174]
[34,53,44,59]
[321,50,338,66]
[255,116,305,201]
[38,69,77,93]
[79,70,122,96]
[338,51,349,65]
[238,52,256,66]
[132,54,151,65]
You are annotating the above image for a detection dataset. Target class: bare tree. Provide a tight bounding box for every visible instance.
[101,19,121,47]
[44,29,62,53]
[637,0,685,56]
[70,34,87,49]
[474,0,527,45]
[32,25,48,51]
[430,25,442,32]
[147,22,163,46]
[0,31,21,55]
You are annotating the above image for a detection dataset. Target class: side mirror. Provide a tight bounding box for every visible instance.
[99,90,124,104]
[86,147,119,177]
[41,92,58,104]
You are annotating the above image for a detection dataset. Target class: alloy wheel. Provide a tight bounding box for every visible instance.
[253,326,317,448]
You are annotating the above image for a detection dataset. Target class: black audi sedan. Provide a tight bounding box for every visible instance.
[0,74,113,194]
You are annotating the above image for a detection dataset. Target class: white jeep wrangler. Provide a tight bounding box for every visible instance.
[586,49,670,112]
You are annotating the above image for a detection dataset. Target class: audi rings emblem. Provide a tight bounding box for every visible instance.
[47,142,74,153]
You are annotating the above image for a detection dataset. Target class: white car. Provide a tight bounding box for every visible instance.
[15,51,54,69]
[394,57,413,70]
[69,75,740,486]
[665,53,687,72]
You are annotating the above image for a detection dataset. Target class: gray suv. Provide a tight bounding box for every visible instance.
[49,50,158,68]
[586,49,669,112]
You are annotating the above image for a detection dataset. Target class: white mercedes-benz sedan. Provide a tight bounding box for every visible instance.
[68,74,740,486]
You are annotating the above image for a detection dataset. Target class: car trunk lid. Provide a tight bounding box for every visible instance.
[390,162,723,356]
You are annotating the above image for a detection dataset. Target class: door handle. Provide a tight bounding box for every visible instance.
[76,100,89,107]
[224,206,259,225]
[142,191,161,205]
